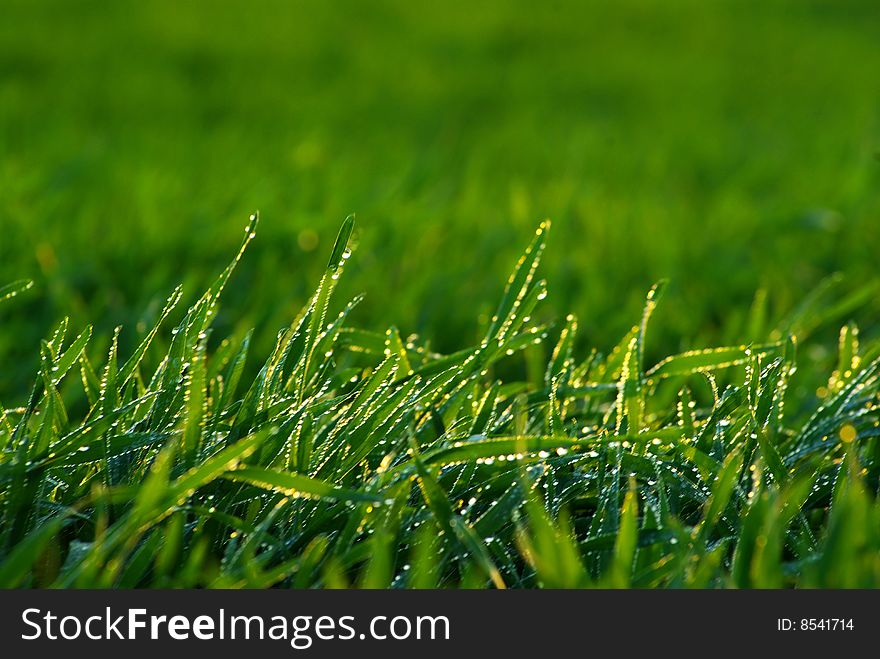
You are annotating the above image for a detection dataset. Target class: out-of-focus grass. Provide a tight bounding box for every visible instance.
[1,0,879,401]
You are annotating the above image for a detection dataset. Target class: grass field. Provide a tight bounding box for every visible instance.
[1,0,880,587]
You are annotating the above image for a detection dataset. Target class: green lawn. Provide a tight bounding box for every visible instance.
[1,0,879,588]
[3,0,879,394]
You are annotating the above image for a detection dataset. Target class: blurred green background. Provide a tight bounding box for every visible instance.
[1,0,879,400]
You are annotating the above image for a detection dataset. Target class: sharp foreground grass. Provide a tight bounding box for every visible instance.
[1,215,879,588]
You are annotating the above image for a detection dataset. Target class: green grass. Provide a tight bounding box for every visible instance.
[2,217,880,588]
[2,0,880,400]
[1,0,880,588]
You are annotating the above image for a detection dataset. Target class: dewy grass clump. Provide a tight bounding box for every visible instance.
[1,214,879,589]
